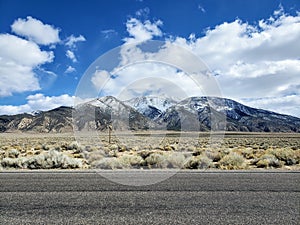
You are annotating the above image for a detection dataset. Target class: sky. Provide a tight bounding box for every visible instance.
[0,0,299,117]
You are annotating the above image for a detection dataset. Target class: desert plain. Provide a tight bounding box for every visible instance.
[0,131,299,171]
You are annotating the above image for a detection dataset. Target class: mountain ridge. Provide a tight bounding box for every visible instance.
[0,96,299,133]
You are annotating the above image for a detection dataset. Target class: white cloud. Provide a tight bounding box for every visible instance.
[66,50,77,62]
[0,93,75,115]
[101,29,118,39]
[65,66,76,74]
[87,17,226,103]
[273,3,284,17]
[167,9,300,117]
[113,64,197,101]
[91,70,111,91]
[0,34,53,66]
[104,9,300,117]
[0,105,32,116]
[65,34,86,48]
[135,7,150,17]
[198,4,206,13]
[26,93,74,110]
[241,95,300,118]
[91,62,203,101]
[173,15,300,69]
[11,16,60,45]
[0,34,54,96]
[124,18,163,44]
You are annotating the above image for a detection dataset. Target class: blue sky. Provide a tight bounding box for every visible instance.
[0,0,300,117]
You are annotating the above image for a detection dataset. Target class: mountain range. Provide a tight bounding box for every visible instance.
[1,96,299,133]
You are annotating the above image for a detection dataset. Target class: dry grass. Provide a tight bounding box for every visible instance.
[0,132,299,170]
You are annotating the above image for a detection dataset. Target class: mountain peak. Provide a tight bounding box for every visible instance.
[125,95,178,119]
[0,96,299,133]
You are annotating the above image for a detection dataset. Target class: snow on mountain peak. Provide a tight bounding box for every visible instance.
[87,96,123,108]
[125,95,178,113]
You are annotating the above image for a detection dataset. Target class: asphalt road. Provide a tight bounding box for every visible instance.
[0,170,299,225]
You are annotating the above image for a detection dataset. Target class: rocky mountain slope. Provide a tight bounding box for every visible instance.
[73,96,149,131]
[156,97,300,132]
[0,106,73,133]
[0,96,299,133]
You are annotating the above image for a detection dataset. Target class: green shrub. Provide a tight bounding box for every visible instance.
[270,148,299,165]
[256,154,282,168]
[25,150,82,169]
[88,150,105,163]
[184,155,214,169]
[1,150,83,169]
[1,157,24,168]
[145,153,168,168]
[67,141,80,150]
[137,150,152,159]
[166,152,186,168]
[206,150,222,162]
[91,157,124,169]
[240,148,255,159]
[0,150,5,160]
[7,149,20,158]
[118,154,144,168]
[219,152,246,170]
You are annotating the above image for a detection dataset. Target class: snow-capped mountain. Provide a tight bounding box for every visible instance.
[125,96,178,119]
[157,96,300,132]
[74,96,150,131]
[1,95,299,133]
[88,96,128,108]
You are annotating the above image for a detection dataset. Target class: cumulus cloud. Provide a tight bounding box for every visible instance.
[89,8,300,117]
[5,8,296,117]
[65,34,86,48]
[66,50,77,62]
[91,70,111,91]
[64,35,85,63]
[109,64,197,101]
[168,9,300,117]
[90,59,205,101]
[171,11,300,98]
[11,16,60,45]
[65,66,76,74]
[124,18,163,44]
[0,34,54,96]
[0,93,75,115]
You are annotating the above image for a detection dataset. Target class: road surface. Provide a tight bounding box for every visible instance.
[0,170,299,224]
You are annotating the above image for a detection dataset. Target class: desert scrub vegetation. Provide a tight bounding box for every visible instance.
[255,154,282,168]
[184,154,214,169]
[268,148,300,165]
[91,157,124,169]
[219,152,247,169]
[1,149,83,169]
[89,150,190,169]
[0,132,300,170]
